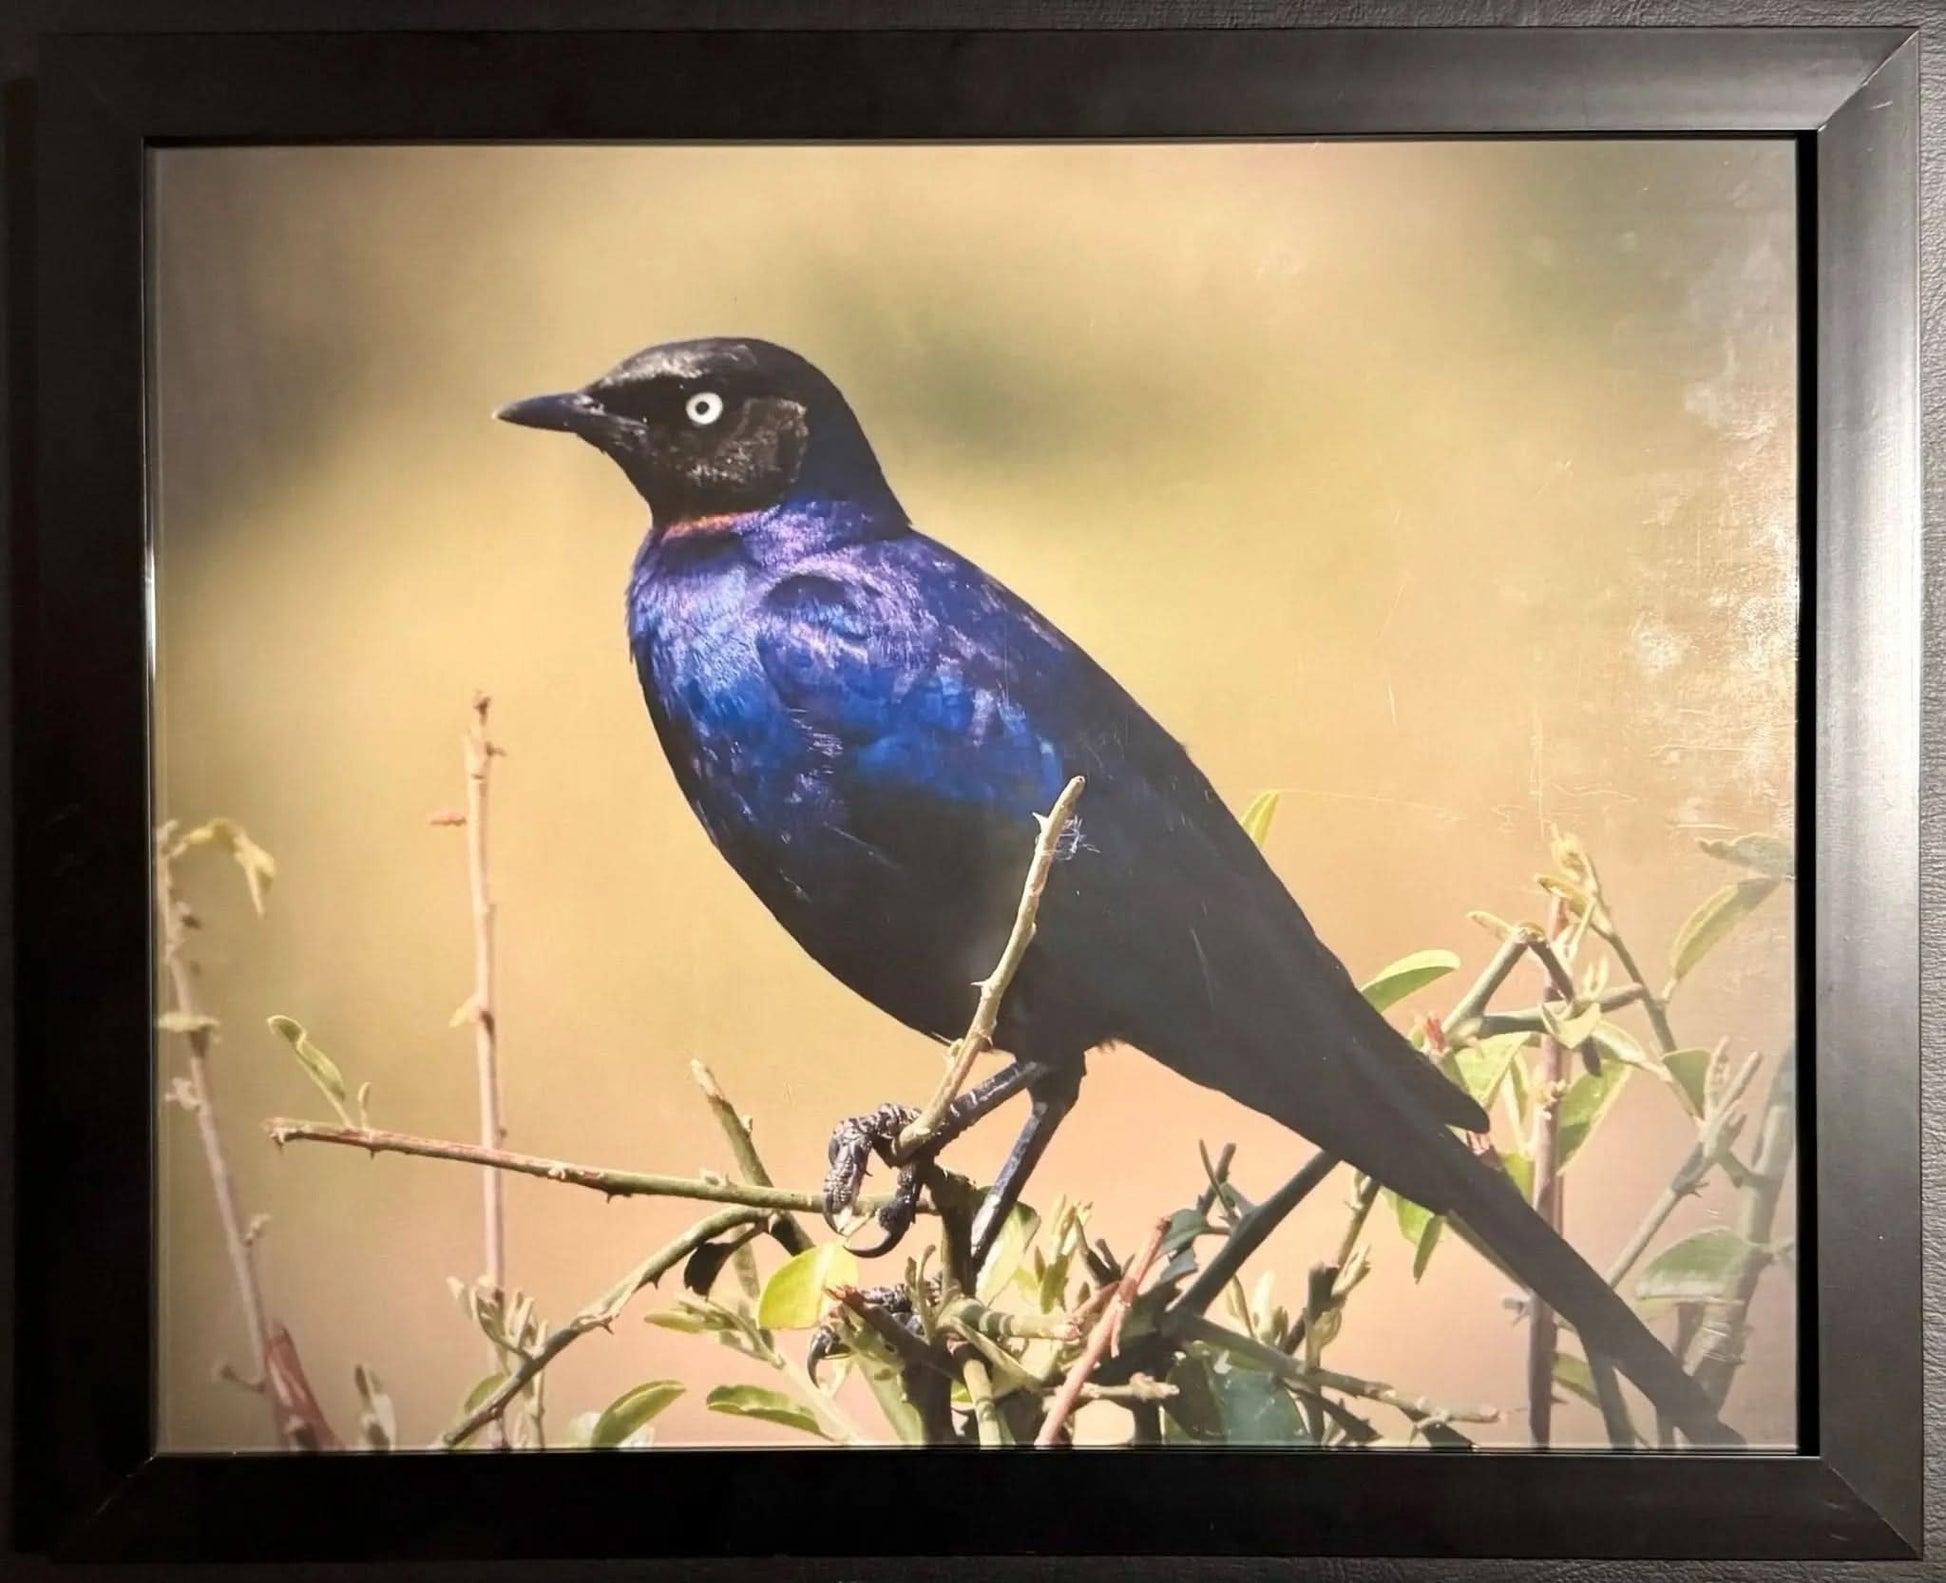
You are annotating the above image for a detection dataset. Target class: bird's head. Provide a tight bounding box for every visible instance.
[496,337,899,538]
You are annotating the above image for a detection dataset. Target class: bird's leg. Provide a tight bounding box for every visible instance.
[967,1077,1080,1272]
[822,1061,1051,1257]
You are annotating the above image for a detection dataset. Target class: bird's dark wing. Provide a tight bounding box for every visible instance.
[751,554,1486,1172]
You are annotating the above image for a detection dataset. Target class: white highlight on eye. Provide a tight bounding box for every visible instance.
[685,391,725,426]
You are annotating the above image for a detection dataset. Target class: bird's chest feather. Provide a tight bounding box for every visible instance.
[629,564,831,866]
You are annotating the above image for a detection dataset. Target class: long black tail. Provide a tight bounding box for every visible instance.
[1424,1129,1740,1447]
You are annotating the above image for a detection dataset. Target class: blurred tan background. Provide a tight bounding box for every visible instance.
[152,141,1798,1451]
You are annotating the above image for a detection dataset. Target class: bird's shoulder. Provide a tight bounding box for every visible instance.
[753,538,1077,715]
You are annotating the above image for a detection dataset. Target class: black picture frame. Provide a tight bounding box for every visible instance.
[4,11,1924,1569]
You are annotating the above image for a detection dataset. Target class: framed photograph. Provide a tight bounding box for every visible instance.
[8,12,1923,1568]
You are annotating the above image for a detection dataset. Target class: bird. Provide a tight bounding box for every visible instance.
[497,335,1737,1445]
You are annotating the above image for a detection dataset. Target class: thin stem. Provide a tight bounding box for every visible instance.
[1525,909,1569,1449]
[1604,1047,1765,1288]
[444,1204,765,1446]
[896,776,1086,1159]
[958,1349,1005,1447]
[1444,932,1535,1032]
[834,1287,951,1377]
[691,1060,812,1255]
[1036,1214,1170,1447]
[1691,1048,1797,1409]
[1332,1175,1381,1274]
[265,1118,919,1218]
[1591,916,1680,1055]
[1078,1377,1176,1405]
[460,695,508,1443]
[1167,1150,1340,1324]
[156,828,284,1445]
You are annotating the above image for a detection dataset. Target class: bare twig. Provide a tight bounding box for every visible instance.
[1525,903,1570,1448]
[157,827,330,1449]
[1589,918,1680,1055]
[1036,1214,1169,1447]
[456,694,510,1443]
[1078,1376,1176,1404]
[264,1323,342,1450]
[444,1204,766,1446]
[895,776,1086,1159]
[692,1060,811,1255]
[1168,1150,1341,1324]
[1443,932,1534,1033]
[265,1118,921,1218]
[1690,1047,1797,1409]
[1604,1047,1765,1288]
[956,1347,1005,1447]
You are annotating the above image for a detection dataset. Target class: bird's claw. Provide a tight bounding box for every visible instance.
[821,1101,924,1252]
[806,1280,931,1386]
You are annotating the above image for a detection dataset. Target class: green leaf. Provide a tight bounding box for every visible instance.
[1467,909,1521,942]
[1501,1151,1534,1201]
[1587,1020,1657,1073]
[1238,790,1281,849]
[852,1349,928,1445]
[1163,1350,1311,1444]
[266,1016,355,1127]
[756,1243,859,1332]
[1542,999,1604,1052]
[684,1230,759,1298]
[589,1380,684,1447]
[1698,832,1794,879]
[1207,1355,1312,1444]
[1411,1216,1444,1280]
[157,1010,221,1037]
[642,1307,715,1334]
[1388,1193,1444,1282]
[1558,1058,1632,1166]
[1359,949,1461,1013]
[977,1202,1041,1304]
[1551,1352,1601,1410]
[460,1372,506,1415]
[352,1363,396,1451]
[1634,1227,1757,1306]
[704,1384,832,1440]
[1447,1031,1529,1107]
[445,1372,508,1447]
[1669,877,1782,983]
[1663,1048,1714,1119]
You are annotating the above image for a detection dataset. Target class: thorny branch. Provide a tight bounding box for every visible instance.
[692,1060,812,1255]
[1524,899,1571,1449]
[459,694,510,1442]
[444,1205,769,1447]
[264,1118,924,1220]
[895,775,1087,1161]
[1036,1214,1171,1446]
[158,825,335,1450]
[1689,1046,1797,1410]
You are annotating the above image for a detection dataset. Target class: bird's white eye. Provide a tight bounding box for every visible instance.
[685,391,725,426]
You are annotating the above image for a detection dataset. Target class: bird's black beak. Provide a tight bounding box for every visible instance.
[494,389,606,435]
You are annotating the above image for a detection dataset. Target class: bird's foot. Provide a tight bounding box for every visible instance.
[822,1102,926,1257]
[806,1279,933,1385]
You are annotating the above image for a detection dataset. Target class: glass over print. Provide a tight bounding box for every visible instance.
[151,140,1798,1453]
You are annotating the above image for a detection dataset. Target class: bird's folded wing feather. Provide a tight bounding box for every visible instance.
[752,558,1488,1181]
